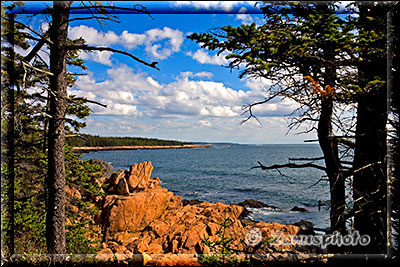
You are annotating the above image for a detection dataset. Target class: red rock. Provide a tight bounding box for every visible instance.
[103,189,173,236]
[126,161,154,191]
[98,161,306,265]
[113,232,141,247]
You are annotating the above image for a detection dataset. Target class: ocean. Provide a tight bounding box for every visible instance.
[82,144,330,230]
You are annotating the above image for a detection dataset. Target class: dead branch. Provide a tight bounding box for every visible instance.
[66,45,160,70]
[289,156,324,161]
[68,96,107,108]
[251,161,326,172]
[24,39,46,63]
[304,139,319,143]
[307,178,329,189]
[67,16,120,23]
[29,92,107,108]
[11,20,52,45]
[21,61,53,76]
[241,91,281,124]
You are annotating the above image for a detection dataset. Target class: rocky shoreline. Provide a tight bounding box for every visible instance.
[72,144,211,153]
[67,160,328,265]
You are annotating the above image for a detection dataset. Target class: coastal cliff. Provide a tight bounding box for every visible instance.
[68,160,327,265]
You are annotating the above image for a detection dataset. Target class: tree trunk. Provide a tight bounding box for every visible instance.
[318,35,346,235]
[318,98,345,235]
[46,1,72,256]
[353,3,388,253]
[318,95,346,234]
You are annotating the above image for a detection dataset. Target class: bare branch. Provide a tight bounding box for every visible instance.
[251,161,326,172]
[66,45,160,70]
[11,20,52,45]
[304,139,319,143]
[24,39,46,63]
[21,61,53,76]
[241,92,281,124]
[307,178,329,189]
[289,156,324,161]
[67,16,120,23]
[68,96,107,108]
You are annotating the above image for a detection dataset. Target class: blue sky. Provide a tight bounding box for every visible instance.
[18,1,319,144]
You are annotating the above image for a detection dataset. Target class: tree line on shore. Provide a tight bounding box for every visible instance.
[66,134,191,148]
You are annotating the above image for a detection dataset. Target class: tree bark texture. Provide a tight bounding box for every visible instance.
[318,63,346,235]
[46,1,72,256]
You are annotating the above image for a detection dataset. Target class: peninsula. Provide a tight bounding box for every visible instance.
[72,144,211,153]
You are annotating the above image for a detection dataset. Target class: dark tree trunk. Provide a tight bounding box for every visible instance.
[318,97,345,235]
[46,1,72,256]
[353,3,388,253]
[318,60,346,235]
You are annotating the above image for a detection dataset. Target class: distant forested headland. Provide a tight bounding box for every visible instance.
[66,134,192,147]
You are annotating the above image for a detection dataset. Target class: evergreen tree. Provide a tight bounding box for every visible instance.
[2,1,159,259]
[189,1,356,235]
[189,1,393,253]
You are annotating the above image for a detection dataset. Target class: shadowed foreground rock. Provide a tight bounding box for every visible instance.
[95,161,327,265]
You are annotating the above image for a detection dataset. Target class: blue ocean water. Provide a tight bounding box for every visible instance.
[82,144,330,229]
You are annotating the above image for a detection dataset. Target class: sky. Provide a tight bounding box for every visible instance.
[17,1,320,144]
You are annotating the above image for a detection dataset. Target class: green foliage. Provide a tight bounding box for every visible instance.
[66,133,191,147]
[199,211,250,267]
[1,1,106,256]
[188,2,386,109]
[65,145,104,254]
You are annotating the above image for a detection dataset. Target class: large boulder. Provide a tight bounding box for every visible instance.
[123,201,245,255]
[126,161,154,191]
[102,188,175,236]
[96,161,308,264]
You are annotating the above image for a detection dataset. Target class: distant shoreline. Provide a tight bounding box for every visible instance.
[72,144,211,153]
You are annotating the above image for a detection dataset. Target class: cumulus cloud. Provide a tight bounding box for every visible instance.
[79,50,113,66]
[69,25,119,46]
[72,64,298,120]
[188,49,229,65]
[69,25,184,60]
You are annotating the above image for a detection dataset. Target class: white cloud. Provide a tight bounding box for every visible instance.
[79,51,113,66]
[180,71,213,79]
[236,13,254,24]
[69,25,119,46]
[69,25,184,60]
[188,49,229,65]
[171,1,256,12]
[244,77,274,91]
[73,64,298,121]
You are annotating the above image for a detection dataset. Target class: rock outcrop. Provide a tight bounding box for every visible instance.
[237,199,280,210]
[291,206,309,212]
[96,161,320,265]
